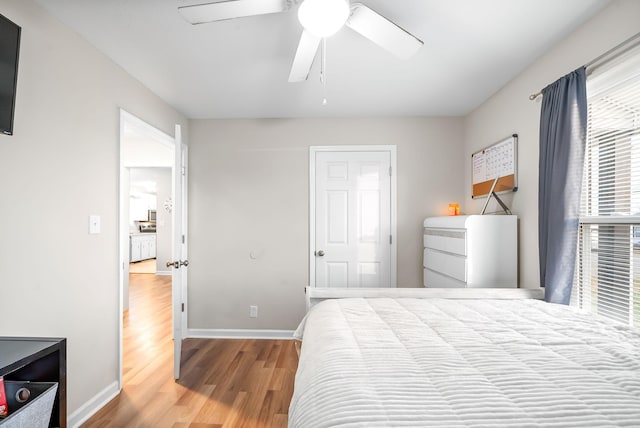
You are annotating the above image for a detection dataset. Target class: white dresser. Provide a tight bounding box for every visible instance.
[423,215,517,288]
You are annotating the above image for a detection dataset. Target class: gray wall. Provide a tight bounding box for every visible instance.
[188,117,464,330]
[0,0,187,417]
[463,0,640,288]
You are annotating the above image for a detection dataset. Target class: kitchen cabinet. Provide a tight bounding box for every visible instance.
[130,234,157,262]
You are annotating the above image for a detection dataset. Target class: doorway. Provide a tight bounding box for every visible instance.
[118,110,182,387]
[309,145,397,288]
[128,167,172,276]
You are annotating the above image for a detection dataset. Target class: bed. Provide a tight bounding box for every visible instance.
[289,296,640,427]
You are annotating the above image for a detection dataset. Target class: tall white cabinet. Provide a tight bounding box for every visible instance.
[423,215,517,288]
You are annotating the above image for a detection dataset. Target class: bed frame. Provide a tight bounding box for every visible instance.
[306,287,544,310]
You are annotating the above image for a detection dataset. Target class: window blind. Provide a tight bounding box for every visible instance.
[572,43,640,327]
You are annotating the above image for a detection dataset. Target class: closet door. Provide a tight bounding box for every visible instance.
[312,148,395,288]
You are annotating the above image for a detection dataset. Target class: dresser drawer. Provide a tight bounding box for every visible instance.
[424,268,466,288]
[423,248,466,282]
[423,228,466,255]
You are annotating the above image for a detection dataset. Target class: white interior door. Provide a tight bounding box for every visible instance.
[311,147,396,288]
[171,124,188,380]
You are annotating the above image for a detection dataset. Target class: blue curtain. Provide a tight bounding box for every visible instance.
[538,67,587,304]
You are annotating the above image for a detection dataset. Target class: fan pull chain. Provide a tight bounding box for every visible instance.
[321,38,327,105]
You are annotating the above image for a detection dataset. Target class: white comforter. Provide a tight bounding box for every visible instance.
[289,298,640,427]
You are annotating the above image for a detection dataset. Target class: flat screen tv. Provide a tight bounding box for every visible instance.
[0,14,21,136]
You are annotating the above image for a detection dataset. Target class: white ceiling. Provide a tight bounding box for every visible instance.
[123,123,174,168]
[34,0,610,118]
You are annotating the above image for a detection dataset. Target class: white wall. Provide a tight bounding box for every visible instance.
[0,0,187,421]
[122,121,173,168]
[188,117,464,331]
[463,0,640,288]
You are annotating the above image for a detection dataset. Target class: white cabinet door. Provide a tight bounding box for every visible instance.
[314,150,392,288]
[140,239,150,260]
[148,235,157,259]
[130,237,141,262]
[130,235,157,261]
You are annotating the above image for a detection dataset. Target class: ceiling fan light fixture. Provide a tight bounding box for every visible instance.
[298,0,350,38]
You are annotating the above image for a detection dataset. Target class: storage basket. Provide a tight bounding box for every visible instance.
[0,382,58,428]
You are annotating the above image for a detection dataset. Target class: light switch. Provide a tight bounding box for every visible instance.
[89,215,101,234]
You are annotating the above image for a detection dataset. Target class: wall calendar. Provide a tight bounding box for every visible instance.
[472,134,518,198]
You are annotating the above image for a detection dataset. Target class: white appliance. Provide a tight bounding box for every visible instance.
[423,215,517,288]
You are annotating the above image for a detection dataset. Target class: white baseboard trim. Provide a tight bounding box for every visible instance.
[155,270,171,276]
[68,380,120,428]
[187,328,295,340]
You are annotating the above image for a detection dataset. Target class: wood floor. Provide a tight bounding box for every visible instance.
[82,274,299,428]
[128,258,157,274]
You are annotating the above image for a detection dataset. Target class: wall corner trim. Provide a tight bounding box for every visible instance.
[68,381,120,428]
[187,329,295,340]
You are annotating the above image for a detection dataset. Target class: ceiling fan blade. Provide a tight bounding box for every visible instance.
[178,0,289,25]
[346,3,423,60]
[288,30,321,82]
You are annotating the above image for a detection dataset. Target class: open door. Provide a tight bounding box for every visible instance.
[169,124,188,380]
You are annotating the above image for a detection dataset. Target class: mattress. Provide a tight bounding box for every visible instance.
[289,298,640,427]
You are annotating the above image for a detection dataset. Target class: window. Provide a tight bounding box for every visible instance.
[572,45,640,327]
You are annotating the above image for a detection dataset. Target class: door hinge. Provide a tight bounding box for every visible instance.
[181,166,186,176]
[390,235,393,244]
[182,234,185,244]
[181,303,185,312]
[389,166,392,177]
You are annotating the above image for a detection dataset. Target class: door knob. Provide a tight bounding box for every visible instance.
[316,250,325,257]
[167,260,189,268]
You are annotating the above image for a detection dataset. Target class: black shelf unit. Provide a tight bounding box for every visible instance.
[0,337,66,428]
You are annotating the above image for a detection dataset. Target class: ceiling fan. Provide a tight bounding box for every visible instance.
[178,0,424,82]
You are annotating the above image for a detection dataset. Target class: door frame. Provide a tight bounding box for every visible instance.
[118,109,186,388]
[309,145,397,288]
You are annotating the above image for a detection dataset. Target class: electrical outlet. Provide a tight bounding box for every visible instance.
[249,305,258,318]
